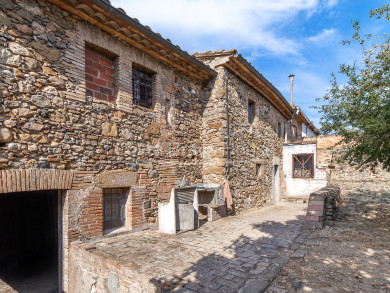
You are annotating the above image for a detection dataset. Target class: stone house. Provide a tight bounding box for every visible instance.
[0,0,313,291]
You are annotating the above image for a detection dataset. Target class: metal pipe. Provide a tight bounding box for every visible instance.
[225,67,230,177]
[289,75,295,105]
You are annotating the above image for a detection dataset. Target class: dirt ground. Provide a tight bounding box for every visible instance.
[268,181,390,293]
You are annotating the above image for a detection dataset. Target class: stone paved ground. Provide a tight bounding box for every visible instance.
[79,202,309,292]
[268,181,390,293]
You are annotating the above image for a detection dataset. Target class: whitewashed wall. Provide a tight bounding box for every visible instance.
[283,143,327,197]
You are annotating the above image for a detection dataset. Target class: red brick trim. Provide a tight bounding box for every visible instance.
[0,169,73,194]
[127,186,146,229]
[79,187,103,238]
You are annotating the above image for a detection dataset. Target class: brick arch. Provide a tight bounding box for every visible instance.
[0,169,74,194]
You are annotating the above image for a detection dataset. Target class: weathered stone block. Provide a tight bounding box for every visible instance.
[102,122,118,137]
[31,95,51,107]
[95,170,138,188]
[23,122,44,132]
[0,128,13,143]
[145,121,160,135]
[0,49,22,67]
[0,0,13,10]
[9,42,31,57]
[0,11,11,27]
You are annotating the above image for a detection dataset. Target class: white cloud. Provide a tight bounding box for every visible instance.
[306,28,338,45]
[111,0,336,56]
[326,0,338,7]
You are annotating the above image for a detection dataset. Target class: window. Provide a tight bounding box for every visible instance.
[248,99,255,124]
[133,66,153,108]
[85,47,115,102]
[256,164,263,177]
[277,122,282,138]
[292,154,314,178]
[103,188,127,231]
[292,125,297,139]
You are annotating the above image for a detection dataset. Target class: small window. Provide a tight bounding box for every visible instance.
[133,66,153,108]
[292,154,314,178]
[248,99,255,124]
[103,188,127,231]
[292,125,297,139]
[256,164,263,177]
[277,122,282,138]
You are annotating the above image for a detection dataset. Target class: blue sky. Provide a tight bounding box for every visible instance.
[111,0,390,129]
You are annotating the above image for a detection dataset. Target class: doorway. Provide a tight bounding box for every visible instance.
[0,190,59,293]
[273,165,280,203]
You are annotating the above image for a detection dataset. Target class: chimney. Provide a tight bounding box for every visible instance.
[289,75,295,105]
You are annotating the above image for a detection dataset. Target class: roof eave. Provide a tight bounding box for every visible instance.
[48,0,217,80]
[233,55,294,116]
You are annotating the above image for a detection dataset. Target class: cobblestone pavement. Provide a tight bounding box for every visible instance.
[80,202,309,292]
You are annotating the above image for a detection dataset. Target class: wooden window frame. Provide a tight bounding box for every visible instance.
[292,153,314,178]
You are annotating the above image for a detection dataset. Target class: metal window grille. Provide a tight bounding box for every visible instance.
[133,67,153,108]
[292,154,314,178]
[103,188,127,231]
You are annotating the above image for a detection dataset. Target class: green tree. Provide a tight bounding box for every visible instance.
[315,4,390,171]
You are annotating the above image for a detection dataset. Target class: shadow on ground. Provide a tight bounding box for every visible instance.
[268,181,390,293]
[150,215,306,292]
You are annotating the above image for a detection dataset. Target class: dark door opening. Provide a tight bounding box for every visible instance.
[0,190,59,293]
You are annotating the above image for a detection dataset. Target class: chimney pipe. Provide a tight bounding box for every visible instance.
[289,75,295,105]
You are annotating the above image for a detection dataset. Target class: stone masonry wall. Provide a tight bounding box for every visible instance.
[199,58,291,213]
[304,136,390,183]
[304,185,341,229]
[225,68,285,212]
[0,0,208,228]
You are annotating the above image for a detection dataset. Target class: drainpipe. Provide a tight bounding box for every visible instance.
[225,67,230,177]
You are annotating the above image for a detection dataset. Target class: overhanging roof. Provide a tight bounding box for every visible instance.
[193,50,294,118]
[47,0,217,81]
[294,106,321,135]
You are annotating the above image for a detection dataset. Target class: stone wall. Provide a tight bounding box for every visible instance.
[199,59,292,213]
[304,185,341,229]
[0,0,208,226]
[68,243,155,293]
[304,136,390,183]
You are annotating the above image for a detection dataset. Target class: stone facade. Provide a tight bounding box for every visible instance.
[0,0,312,291]
[196,52,298,213]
